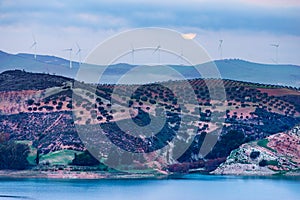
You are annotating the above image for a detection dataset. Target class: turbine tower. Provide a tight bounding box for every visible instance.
[76,43,82,64]
[270,44,279,64]
[131,44,135,64]
[153,43,161,64]
[63,48,73,68]
[218,39,223,60]
[30,34,37,59]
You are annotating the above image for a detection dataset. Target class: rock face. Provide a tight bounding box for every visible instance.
[212,125,300,175]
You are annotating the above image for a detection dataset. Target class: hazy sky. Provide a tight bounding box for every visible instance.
[0,0,300,65]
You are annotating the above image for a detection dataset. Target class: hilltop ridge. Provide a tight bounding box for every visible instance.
[0,50,299,87]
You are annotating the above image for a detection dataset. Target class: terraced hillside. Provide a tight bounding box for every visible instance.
[0,70,299,173]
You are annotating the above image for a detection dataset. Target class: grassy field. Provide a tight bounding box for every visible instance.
[40,150,81,165]
[257,139,276,152]
[16,141,82,166]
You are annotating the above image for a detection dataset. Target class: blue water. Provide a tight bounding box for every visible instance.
[0,175,299,200]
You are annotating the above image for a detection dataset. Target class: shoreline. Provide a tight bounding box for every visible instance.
[0,170,299,180]
[0,170,170,180]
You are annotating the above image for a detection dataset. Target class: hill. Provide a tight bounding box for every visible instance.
[0,70,299,175]
[0,50,79,78]
[0,51,299,87]
[0,70,72,91]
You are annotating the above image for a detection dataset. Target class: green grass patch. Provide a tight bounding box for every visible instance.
[257,138,268,147]
[123,168,163,174]
[15,140,31,145]
[27,149,38,165]
[40,150,81,165]
[267,160,279,166]
[257,139,276,152]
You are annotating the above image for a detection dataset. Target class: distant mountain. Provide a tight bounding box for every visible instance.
[0,51,299,87]
[213,59,300,88]
[0,50,79,78]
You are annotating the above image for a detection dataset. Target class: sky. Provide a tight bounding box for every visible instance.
[0,0,300,65]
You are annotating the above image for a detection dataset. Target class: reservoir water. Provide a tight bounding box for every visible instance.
[0,174,299,200]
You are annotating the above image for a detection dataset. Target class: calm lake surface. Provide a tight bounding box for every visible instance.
[0,174,299,200]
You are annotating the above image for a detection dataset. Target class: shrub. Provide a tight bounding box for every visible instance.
[27,99,34,105]
[60,96,66,101]
[45,106,54,111]
[149,99,156,104]
[66,103,72,109]
[106,115,113,121]
[250,151,260,159]
[128,100,134,107]
[259,159,268,167]
[98,107,104,112]
[141,96,148,102]
[71,151,100,166]
[97,116,103,121]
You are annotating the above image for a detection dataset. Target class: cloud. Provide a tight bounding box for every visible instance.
[0,0,299,35]
[68,0,300,7]
[239,0,300,7]
[0,0,299,65]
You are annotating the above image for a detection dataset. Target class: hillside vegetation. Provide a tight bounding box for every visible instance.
[0,70,299,174]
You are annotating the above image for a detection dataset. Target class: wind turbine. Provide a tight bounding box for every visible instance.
[130,44,135,64]
[76,43,82,64]
[63,48,73,68]
[218,39,223,60]
[153,43,161,64]
[270,43,279,64]
[30,34,37,59]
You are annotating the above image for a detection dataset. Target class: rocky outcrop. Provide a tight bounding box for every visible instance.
[212,125,300,175]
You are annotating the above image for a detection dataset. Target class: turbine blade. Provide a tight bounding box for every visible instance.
[218,40,223,49]
[152,45,161,54]
[270,44,279,48]
[176,52,183,59]
[30,42,37,49]
[76,42,80,49]
[32,33,36,43]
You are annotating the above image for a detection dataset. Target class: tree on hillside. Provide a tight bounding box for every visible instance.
[35,149,41,165]
[0,142,30,170]
[71,150,100,166]
[205,130,245,159]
